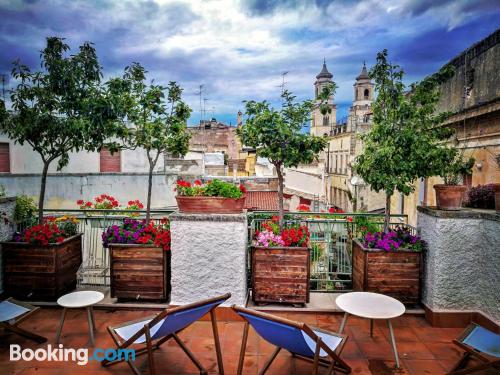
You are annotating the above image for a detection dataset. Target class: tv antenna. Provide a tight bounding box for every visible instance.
[195,84,204,124]
[276,71,289,95]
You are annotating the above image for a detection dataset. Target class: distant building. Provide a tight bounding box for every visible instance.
[310,60,336,137]
[327,63,385,212]
[187,117,242,160]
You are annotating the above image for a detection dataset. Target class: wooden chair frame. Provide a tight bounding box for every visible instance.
[0,298,47,343]
[447,324,500,375]
[232,306,351,375]
[102,293,230,375]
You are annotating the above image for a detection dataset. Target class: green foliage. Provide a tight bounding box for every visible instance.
[310,242,322,261]
[0,37,122,224]
[354,49,465,230]
[317,82,338,116]
[442,154,474,185]
[203,179,243,198]
[109,63,192,222]
[353,215,382,239]
[14,195,37,224]
[0,184,5,198]
[237,90,328,228]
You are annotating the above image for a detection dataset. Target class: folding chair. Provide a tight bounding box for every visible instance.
[447,323,500,374]
[232,306,351,375]
[102,293,231,375]
[0,298,47,343]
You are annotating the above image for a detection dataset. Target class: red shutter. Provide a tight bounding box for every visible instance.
[0,143,10,172]
[100,148,121,172]
[299,197,311,205]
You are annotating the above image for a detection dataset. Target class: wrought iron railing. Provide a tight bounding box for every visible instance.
[247,211,411,292]
[16,209,174,290]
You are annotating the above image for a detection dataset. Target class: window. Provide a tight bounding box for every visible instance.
[323,116,329,126]
[364,89,369,100]
[100,148,121,173]
[0,143,10,172]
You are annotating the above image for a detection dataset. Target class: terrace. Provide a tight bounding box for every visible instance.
[0,203,498,375]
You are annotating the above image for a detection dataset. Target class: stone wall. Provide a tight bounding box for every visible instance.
[170,213,247,306]
[0,173,178,209]
[0,197,16,293]
[418,207,500,324]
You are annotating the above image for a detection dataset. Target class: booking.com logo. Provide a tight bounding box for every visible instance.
[10,344,136,366]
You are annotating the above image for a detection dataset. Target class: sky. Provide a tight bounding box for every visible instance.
[0,0,499,126]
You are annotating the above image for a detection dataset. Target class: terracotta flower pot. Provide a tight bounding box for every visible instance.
[493,183,500,212]
[176,195,246,213]
[433,184,467,210]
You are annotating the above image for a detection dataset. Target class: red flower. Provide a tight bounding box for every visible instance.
[297,204,310,212]
[77,199,84,205]
[239,184,247,194]
[194,179,202,186]
[271,215,279,222]
[347,217,353,222]
[85,201,92,207]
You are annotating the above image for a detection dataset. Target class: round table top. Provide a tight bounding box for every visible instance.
[57,291,104,308]
[336,292,405,320]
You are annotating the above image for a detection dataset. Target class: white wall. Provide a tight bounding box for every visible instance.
[284,168,325,199]
[0,135,164,173]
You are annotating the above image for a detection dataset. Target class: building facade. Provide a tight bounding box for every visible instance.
[393,29,500,225]
[326,64,385,212]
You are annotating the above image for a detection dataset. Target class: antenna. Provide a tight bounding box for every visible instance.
[278,71,289,95]
[195,84,204,125]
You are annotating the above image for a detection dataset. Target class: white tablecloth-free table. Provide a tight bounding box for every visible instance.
[56,291,104,346]
[336,292,405,368]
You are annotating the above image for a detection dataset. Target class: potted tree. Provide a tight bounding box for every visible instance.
[0,38,119,300]
[237,90,327,305]
[175,178,246,213]
[353,49,460,304]
[102,63,191,301]
[433,155,474,210]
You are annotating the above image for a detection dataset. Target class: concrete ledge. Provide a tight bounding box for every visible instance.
[170,212,247,222]
[417,206,499,221]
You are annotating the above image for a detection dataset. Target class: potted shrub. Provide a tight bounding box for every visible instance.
[2,216,82,300]
[102,218,171,301]
[352,226,425,305]
[433,156,474,210]
[175,179,246,213]
[464,184,495,209]
[251,217,311,305]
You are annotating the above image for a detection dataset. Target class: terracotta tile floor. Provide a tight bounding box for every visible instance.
[0,308,494,375]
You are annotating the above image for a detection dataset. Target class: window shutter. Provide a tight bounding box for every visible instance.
[100,148,121,172]
[0,143,10,172]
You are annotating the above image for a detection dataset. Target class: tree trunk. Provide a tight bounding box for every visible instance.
[383,192,391,233]
[146,163,154,225]
[276,163,284,231]
[38,161,50,225]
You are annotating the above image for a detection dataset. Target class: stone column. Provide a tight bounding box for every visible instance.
[417,206,500,325]
[170,212,248,306]
[0,197,17,293]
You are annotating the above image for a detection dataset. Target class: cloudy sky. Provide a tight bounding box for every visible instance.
[0,0,499,125]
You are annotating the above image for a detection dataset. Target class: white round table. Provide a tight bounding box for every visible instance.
[56,291,104,346]
[336,292,405,368]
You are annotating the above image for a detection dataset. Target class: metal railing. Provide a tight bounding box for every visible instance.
[20,209,174,290]
[247,211,412,292]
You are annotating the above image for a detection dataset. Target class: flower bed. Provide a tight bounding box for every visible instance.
[103,218,171,301]
[252,217,311,305]
[3,216,82,300]
[175,179,246,213]
[353,227,425,305]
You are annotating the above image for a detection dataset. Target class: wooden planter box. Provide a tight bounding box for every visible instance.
[2,234,82,300]
[352,239,422,305]
[109,244,170,301]
[252,246,310,305]
[176,195,245,213]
